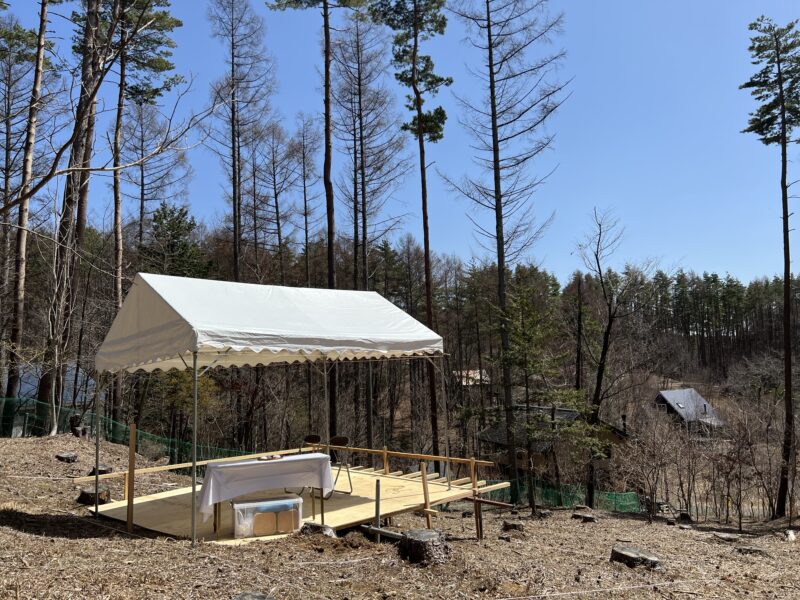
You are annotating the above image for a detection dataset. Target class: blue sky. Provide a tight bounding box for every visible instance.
[9,0,800,283]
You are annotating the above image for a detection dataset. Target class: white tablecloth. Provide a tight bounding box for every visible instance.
[198,453,333,521]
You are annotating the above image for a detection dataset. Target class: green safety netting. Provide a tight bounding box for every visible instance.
[486,479,641,513]
[1,398,642,512]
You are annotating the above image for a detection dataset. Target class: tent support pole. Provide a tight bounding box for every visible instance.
[440,356,451,489]
[191,351,198,547]
[323,359,330,449]
[94,375,106,517]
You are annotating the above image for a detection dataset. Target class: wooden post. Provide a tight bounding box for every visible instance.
[382,446,389,475]
[470,456,481,540]
[126,424,136,533]
[374,479,381,542]
[420,461,432,529]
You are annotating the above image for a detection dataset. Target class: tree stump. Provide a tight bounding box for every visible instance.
[77,485,110,506]
[68,415,83,438]
[502,520,524,532]
[87,464,112,476]
[399,529,450,565]
[56,452,77,463]
[610,545,661,569]
[677,511,692,524]
[299,522,337,538]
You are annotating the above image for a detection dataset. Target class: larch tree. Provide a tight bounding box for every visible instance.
[741,16,800,518]
[208,0,273,282]
[108,0,181,432]
[373,0,451,465]
[448,0,566,498]
[332,11,408,448]
[121,99,191,249]
[269,0,353,438]
[292,112,322,289]
[5,0,50,402]
[0,16,40,393]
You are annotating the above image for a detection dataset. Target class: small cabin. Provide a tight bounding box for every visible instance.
[654,388,724,434]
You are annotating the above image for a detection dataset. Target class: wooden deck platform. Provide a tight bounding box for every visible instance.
[94,467,506,544]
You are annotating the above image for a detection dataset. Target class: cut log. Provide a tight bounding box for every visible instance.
[713,532,740,542]
[399,529,450,565]
[581,514,599,523]
[87,464,113,476]
[77,486,110,506]
[299,522,337,538]
[56,452,77,463]
[232,594,275,600]
[535,509,552,518]
[735,545,770,558]
[610,545,661,569]
[572,512,597,522]
[502,520,524,532]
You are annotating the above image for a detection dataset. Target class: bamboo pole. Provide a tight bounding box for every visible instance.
[420,461,432,529]
[126,424,136,533]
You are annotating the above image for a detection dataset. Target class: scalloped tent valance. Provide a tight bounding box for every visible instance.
[95,273,443,374]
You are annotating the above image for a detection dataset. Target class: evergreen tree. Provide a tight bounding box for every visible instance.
[373,0,451,467]
[140,202,208,277]
[741,16,800,518]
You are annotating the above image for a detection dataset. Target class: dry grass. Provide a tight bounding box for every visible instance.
[1,435,799,599]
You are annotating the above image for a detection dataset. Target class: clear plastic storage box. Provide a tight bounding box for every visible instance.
[232,496,303,538]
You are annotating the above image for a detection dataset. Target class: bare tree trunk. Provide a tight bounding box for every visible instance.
[230,28,241,281]
[409,0,440,469]
[776,37,794,518]
[484,0,517,500]
[111,16,128,431]
[322,0,337,437]
[5,0,49,401]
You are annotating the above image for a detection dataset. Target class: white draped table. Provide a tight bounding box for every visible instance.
[198,452,333,525]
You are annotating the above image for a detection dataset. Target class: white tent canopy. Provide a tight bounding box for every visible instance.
[95,273,443,373]
[93,273,447,546]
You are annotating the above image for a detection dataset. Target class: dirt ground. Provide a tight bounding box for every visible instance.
[1,435,799,599]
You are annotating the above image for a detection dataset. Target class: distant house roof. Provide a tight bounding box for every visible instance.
[656,388,724,428]
[477,405,625,450]
[454,369,490,386]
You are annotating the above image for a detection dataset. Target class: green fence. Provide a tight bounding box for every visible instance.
[1,398,642,512]
[486,478,641,513]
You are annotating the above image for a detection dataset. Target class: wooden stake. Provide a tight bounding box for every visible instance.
[126,424,136,533]
[382,446,389,475]
[374,479,381,543]
[420,461,432,529]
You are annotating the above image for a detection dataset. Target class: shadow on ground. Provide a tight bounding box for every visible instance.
[0,507,160,540]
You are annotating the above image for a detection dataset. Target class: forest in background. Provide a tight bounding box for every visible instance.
[0,0,798,525]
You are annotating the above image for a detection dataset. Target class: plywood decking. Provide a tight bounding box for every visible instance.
[94,467,506,544]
